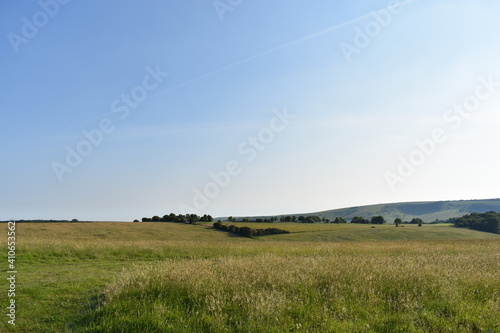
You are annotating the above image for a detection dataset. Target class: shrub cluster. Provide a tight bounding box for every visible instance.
[212,221,289,238]
[454,211,499,233]
[140,213,213,224]
[351,216,387,224]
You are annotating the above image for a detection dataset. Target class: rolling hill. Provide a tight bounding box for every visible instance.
[234,198,500,223]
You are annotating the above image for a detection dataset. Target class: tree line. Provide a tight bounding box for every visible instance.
[351,216,386,224]
[453,211,499,233]
[0,219,80,223]
[228,215,426,225]
[149,214,424,226]
[228,215,347,223]
[213,221,289,238]
[350,216,425,226]
[138,213,213,224]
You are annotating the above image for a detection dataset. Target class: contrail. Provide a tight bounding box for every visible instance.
[60,0,419,132]
[151,0,418,98]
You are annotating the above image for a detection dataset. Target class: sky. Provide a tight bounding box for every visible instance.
[2,0,500,221]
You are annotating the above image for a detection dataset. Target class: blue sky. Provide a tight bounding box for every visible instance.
[2,0,500,221]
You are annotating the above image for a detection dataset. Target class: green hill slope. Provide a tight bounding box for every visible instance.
[231,198,500,223]
[311,199,500,222]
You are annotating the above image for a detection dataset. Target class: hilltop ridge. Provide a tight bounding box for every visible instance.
[232,198,500,222]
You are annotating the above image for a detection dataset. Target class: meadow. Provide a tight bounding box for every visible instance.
[1,222,499,332]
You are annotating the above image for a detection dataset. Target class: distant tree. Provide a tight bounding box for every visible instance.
[162,214,176,222]
[303,216,321,223]
[199,214,213,222]
[461,212,500,233]
[152,216,161,222]
[228,216,236,222]
[351,216,361,223]
[176,215,187,223]
[371,216,386,225]
[394,218,402,227]
[334,217,346,224]
[410,218,423,225]
[71,219,78,222]
[187,214,199,224]
[133,219,140,222]
[142,217,152,222]
[479,215,500,233]
[351,216,369,224]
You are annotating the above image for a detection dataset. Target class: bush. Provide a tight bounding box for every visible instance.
[370,216,386,225]
[351,216,370,224]
[212,223,290,238]
[239,227,254,238]
[410,218,423,225]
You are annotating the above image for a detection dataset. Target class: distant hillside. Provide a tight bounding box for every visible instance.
[234,199,500,223]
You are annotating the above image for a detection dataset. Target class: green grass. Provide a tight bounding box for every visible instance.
[297,198,500,222]
[228,222,500,242]
[265,223,500,242]
[78,241,500,332]
[1,222,499,332]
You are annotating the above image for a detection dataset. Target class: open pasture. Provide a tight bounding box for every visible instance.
[2,222,499,332]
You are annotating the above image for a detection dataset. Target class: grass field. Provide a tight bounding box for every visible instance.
[1,222,499,332]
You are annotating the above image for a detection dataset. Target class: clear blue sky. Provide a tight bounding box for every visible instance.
[2,0,500,221]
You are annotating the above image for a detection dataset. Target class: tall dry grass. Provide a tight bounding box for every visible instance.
[78,240,500,332]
